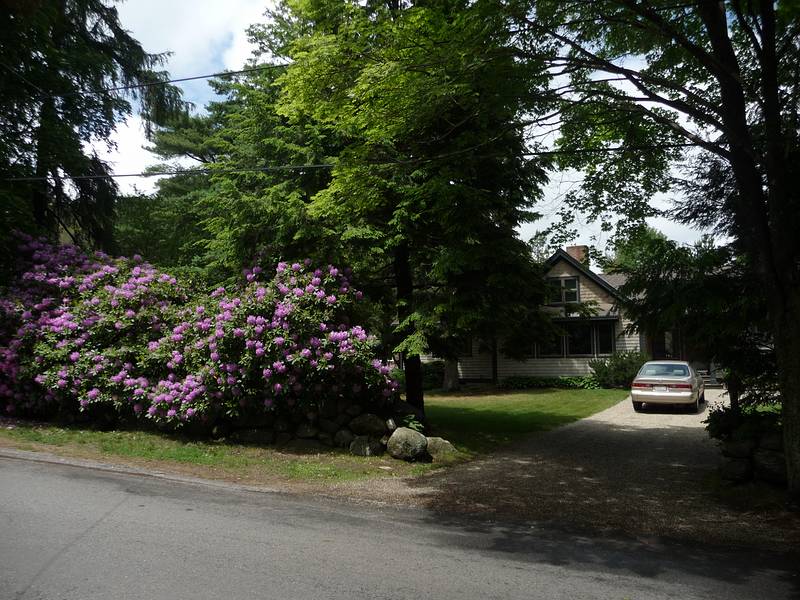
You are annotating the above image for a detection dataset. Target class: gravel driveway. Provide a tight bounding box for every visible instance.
[335,389,800,549]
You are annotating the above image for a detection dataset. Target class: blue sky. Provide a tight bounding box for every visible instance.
[100,0,704,251]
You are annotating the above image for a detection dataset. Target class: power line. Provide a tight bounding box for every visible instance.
[4,164,333,183]
[2,143,701,183]
[0,61,46,95]
[49,63,291,99]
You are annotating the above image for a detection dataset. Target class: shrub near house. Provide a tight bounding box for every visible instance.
[0,236,398,430]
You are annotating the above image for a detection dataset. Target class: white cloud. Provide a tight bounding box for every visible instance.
[98,0,270,192]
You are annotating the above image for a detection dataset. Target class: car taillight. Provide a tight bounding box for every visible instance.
[668,383,692,390]
[632,382,651,389]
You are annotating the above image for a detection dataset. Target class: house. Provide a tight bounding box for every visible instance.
[455,245,644,382]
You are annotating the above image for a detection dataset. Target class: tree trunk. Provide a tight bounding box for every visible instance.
[394,242,424,412]
[442,359,460,391]
[771,293,800,505]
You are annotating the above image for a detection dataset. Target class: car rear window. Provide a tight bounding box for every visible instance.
[639,363,689,377]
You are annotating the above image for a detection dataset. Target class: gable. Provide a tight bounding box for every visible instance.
[544,254,620,312]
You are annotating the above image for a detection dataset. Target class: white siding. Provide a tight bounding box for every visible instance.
[457,338,493,380]
[616,316,642,352]
[498,356,594,377]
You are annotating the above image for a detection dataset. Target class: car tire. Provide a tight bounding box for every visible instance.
[632,401,644,412]
[691,395,700,413]
[699,391,706,404]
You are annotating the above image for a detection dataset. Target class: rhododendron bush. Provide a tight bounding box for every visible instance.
[0,235,397,427]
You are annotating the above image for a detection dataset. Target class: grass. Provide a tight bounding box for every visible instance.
[0,387,629,484]
[425,387,629,453]
[0,423,432,484]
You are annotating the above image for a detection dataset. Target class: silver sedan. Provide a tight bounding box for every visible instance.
[631,360,705,412]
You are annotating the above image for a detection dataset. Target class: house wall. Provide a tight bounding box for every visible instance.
[546,261,615,313]
[497,318,640,377]
[456,339,494,381]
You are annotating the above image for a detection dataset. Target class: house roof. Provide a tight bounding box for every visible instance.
[544,249,623,300]
[597,272,628,290]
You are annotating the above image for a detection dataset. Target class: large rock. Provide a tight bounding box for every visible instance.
[318,432,334,447]
[753,449,787,484]
[295,422,318,439]
[334,429,355,448]
[234,428,275,445]
[387,427,429,462]
[426,437,459,462]
[721,439,755,458]
[349,413,388,437]
[349,435,384,457]
[284,438,325,453]
[318,418,340,434]
[720,458,752,482]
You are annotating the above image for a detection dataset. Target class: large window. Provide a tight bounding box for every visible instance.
[538,332,563,357]
[596,321,615,355]
[565,322,593,356]
[548,277,579,304]
[535,320,617,358]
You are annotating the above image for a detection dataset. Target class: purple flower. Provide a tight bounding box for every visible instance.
[69,351,80,362]
[291,262,302,272]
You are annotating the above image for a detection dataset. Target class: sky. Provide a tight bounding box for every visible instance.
[100,0,705,252]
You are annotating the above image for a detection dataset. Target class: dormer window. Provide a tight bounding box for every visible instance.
[548,277,579,304]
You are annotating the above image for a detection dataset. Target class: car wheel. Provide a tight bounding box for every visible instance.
[632,401,644,412]
[691,395,700,413]
[700,391,706,404]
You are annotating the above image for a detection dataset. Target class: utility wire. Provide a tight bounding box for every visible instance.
[50,63,291,98]
[0,61,46,95]
[2,143,701,183]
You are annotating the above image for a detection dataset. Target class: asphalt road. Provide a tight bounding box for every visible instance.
[0,456,797,600]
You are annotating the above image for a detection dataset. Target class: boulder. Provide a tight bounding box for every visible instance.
[426,437,459,462]
[345,404,363,417]
[234,428,275,445]
[753,449,787,484]
[274,418,291,433]
[318,418,340,434]
[318,432,334,447]
[386,418,397,432]
[295,423,318,439]
[720,458,752,482]
[349,413,388,437]
[274,432,293,447]
[721,439,755,459]
[759,431,783,452]
[319,400,339,419]
[349,435,384,457]
[334,429,355,448]
[387,427,429,462]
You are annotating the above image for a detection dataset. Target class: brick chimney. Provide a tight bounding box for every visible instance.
[566,245,589,265]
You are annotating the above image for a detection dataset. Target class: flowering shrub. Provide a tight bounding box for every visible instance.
[0,235,397,428]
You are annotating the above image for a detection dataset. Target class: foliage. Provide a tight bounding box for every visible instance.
[589,351,649,389]
[609,231,775,406]
[0,0,186,253]
[421,361,446,391]
[499,375,599,391]
[0,235,396,428]
[705,404,782,444]
[521,0,800,497]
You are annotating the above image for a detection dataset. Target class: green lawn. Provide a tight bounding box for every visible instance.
[425,387,629,453]
[0,424,432,483]
[0,387,627,483]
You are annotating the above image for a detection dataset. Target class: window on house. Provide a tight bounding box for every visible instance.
[548,277,579,304]
[565,321,593,356]
[537,332,563,357]
[596,321,615,355]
